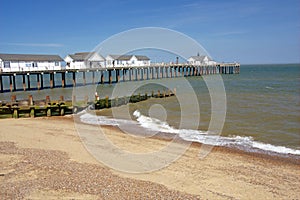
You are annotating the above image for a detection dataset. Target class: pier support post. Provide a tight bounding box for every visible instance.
[141,68,144,80]
[7,75,12,91]
[109,70,112,84]
[92,71,95,84]
[22,74,26,91]
[40,73,44,89]
[101,72,104,84]
[122,69,125,82]
[27,73,31,90]
[12,75,16,91]
[62,72,65,88]
[50,73,53,89]
[0,75,3,93]
[129,69,132,81]
[83,71,86,85]
[116,69,120,83]
[37,74,40,90]
[72,72,76,86]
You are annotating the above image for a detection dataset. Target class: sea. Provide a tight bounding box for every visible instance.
[1,64,300,157]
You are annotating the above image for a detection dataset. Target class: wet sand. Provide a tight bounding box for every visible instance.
[0,116,299,199]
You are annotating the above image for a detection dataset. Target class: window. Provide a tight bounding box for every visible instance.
[4,61,10,68]
[55,62,59,66]
[26,63,31,67]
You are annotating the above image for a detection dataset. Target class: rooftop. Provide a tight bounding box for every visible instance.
[0,53,63,62]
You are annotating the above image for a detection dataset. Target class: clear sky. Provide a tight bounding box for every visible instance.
[0,0,299,64]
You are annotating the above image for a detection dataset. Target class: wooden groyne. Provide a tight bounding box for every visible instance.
[0,63,240,93]
[0,90,176,119]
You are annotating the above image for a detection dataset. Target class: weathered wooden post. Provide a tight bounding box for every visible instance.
[11,95,16,102]
[30,107,35,118]
[95,92,99,101]
[46,106,52,117]
[60,96,64,101]
[28,95,33,106]
[60,105,65,116]
[12,107,19,119]
[157,90,160,98]
[46,96,50,105]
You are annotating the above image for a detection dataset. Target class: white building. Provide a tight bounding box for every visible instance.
[188,55,217,65]
[0,53,63,72]
[64,52,105,69]
[105,55,150,67]
[131,55,151,66]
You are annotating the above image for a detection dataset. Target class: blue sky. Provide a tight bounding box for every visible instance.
[0,0,299,64]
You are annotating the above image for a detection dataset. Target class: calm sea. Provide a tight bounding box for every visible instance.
[1,64,300,155]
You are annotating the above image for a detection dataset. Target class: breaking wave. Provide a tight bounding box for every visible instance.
[79,110,300,156]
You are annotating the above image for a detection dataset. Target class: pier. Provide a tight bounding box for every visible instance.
[0,63,239,93]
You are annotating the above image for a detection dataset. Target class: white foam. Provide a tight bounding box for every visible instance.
[80,111,137,127]
[79,109,300,156]
[133,110,300,156]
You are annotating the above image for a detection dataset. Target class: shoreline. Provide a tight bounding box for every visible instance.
[1,116,300,199]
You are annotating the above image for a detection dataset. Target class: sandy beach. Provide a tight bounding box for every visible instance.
[0,116,299,199]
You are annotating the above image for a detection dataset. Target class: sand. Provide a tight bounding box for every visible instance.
[0,116,299,199]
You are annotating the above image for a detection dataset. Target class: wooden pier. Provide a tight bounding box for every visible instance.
[0,63,239,93]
